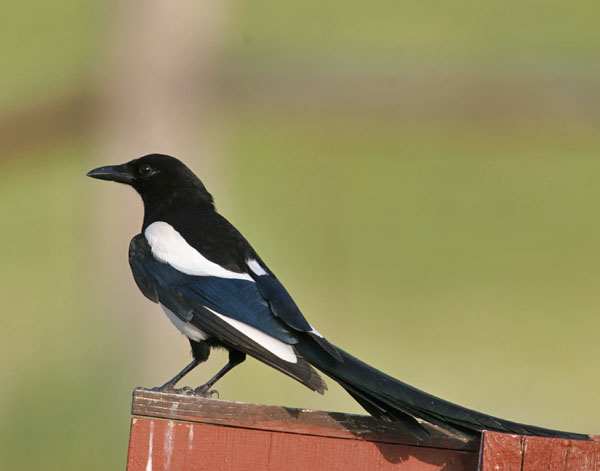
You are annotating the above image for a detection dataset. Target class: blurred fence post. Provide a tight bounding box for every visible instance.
[90,0,231,378]
[96,0,231,159]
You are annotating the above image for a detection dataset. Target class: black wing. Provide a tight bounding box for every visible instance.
[157,209,342,361]
[129,234,327,393]
[251,264,342,361]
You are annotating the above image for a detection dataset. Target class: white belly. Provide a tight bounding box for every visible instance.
[160,304,208,342]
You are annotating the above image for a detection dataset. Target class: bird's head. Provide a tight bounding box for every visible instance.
[87,153,214,211]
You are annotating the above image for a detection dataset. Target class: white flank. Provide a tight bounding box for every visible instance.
[145,221,253,281]
[205,307,297,363]
[247,259,268,276]
[161,304,208,342]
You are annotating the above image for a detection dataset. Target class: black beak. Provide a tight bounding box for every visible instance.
[86,164,134,184]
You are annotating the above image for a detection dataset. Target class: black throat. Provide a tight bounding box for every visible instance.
[141,184,215,230]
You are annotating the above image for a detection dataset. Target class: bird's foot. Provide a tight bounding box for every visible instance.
[143,385,196,395]
[139,384,218,397]
[193,386,220,398]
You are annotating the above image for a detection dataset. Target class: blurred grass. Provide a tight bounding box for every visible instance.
[3,115,599,471]
[231,0,600,65]
[0,1,102,112]
[0,146,131,470]
[1,1,600,469]
[223,115,600,433]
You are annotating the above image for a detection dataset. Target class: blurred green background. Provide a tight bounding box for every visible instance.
[1,1,599,469]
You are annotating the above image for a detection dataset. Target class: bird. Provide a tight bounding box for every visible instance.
[87,153,587,440]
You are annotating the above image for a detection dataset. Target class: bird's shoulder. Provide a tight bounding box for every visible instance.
[145,208,257,274]
[136,208,341,361]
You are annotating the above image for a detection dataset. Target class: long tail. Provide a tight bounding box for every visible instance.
[296,342,588,440]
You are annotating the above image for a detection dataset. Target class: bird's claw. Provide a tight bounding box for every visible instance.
[145,385,176,393]
[143,385,196,395]
[193,387,219,398]
[139,384,218,398]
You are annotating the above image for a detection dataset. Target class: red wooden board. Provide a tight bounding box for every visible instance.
[130,389,476,450]
[127,417,478,471]
[127,390,598,471]
[480,431,599,471]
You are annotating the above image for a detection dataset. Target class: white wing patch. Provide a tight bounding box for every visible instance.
[147,223,297,364]
[161,304,208,342]
[205,307,298,363]
[247,259,268,276]
[145,221,253,281]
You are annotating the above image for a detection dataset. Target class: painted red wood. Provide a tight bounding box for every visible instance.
[563,440,599,471]
[127,389,478,470]
[520,436,569,471]
[480,431,599,471]
[479,432,523,471]
[127,417,477,471]
[127,390,598,471]
[130,389,475,450]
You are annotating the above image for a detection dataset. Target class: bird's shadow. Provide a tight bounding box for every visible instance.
[285,407,480,470]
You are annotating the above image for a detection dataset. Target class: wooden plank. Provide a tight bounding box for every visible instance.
[131,388,477,451]
[127,417,478,471]
[480,431,599,471]
[520,436,569,471]
[563,439,599,471]
[479,432,523,471]
[129,390,600,470]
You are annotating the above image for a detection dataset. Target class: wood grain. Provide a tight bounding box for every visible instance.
[128,389,598,471]
[480,431,599,471]
[131,388,477,451]
[127,417,478,471]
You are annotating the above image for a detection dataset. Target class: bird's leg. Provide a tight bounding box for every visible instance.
[153,359,200,392]
[149,340,211,393]
[194,350,246,397]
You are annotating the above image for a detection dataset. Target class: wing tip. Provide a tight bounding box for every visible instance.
[309,333,343,362]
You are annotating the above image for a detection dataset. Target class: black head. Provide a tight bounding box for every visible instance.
[87,154,214,213]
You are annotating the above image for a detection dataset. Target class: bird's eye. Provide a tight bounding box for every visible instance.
[139,164,153,176]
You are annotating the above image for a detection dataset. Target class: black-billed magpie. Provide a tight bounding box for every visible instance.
[87,154,587,440]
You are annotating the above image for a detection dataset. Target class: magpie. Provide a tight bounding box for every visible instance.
[87,154,587,440]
